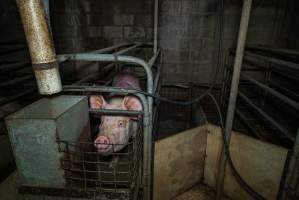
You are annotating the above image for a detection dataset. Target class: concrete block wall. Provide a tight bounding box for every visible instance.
[159,0,286,84]
[51,0,154,54]
[0,0,289,84]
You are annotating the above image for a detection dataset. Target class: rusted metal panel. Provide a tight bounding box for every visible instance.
[5,96,90,188]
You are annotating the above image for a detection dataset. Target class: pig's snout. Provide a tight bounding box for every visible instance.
[94,136,111,152]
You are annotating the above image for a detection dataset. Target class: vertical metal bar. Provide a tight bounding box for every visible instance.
[42,0,50,22]
[153,0,159,55]
[16,0,62,95]
[215,0,252,199]
[280,128,299,199]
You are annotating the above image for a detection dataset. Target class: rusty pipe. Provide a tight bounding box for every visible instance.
[16,0,62,95]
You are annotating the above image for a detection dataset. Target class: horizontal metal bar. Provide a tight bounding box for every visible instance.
[246,46,299,56]
[235,108,264,139]
[0,88,36,106]
[245,51,299,71]
[63,85,142,95]
[271,83,299,100]
[0,62,30,73]
[89,108,143,116]
[238,91,295,142]
[242,74,299,112]
[0,75,34,87]
[90,43,133,54]
[114,42,143,56]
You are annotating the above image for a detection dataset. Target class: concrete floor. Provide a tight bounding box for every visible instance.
[174,184,230,200]
[0,171,230,200]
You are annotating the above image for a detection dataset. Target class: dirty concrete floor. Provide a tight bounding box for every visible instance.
[174,184,230,200]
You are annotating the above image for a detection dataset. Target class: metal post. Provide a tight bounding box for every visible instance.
[281,128,299,199]
[16,0,62,95]
[153,0,159,55]
[215,0,252,199]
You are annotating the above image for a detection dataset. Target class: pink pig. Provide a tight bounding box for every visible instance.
[89,71,142,155]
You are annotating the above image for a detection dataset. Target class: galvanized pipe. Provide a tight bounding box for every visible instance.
[235,108,264,139]
[239,91,294,141]
[242,74,299,113]
[246,46,299,56]
[216,0,252,199]
[153,0,159,55]
[90,108,143,116]
[245,51,299,71]
[16,0,62,95]
[90,43,133,54]
[114,43,143,56]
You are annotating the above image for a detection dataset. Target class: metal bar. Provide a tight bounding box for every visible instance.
[0,75,34,87]
[281,128,299,199]
[216,0,253,199]
[90,43,133,54]
[89,108,143,116]
[246,45,299,56]
[0,88,36,106]
[0,62,30,73]
[154,51,162,93]
[242,74,299,112]
[235,108,264,139]
[148,49,160,70]
[114,43,143,56]
[153,0,159,55]
[239,91,294,141]
[16,0,62,95]
[42,0,50,22]
[245,51,299,71]
[271,83,299,100]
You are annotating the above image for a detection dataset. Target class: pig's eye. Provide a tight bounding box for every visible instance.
[118,120,125,127]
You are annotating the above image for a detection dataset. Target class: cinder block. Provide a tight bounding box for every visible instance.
[87,26,102,38]
[160,0,181,15]
[181,0,216,14]
[124,27,146,39]
[102,26,123,38]
[79,0,91,13]
[113,14,134,25]
[134,14,153,27]
[163,49,190,64]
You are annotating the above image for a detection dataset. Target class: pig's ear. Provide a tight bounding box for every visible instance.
[122,96,142,120]
[89,96,106,109]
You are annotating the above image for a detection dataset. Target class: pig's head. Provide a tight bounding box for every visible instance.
[89,95,142,155]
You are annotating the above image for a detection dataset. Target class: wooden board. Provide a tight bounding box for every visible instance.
[154,126,208,200]
[204,124,288,200]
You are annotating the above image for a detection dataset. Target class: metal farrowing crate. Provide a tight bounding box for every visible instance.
[57,121,143,199]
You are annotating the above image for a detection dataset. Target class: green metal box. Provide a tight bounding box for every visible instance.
[5,95,90,188]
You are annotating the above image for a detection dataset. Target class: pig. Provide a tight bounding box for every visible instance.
[89,70,142,156]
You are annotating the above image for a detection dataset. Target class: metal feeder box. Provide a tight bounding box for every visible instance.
[5,95,90,189]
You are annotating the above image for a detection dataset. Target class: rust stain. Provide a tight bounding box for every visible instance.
[17,0,56,64]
